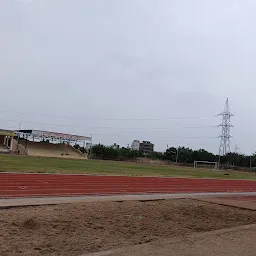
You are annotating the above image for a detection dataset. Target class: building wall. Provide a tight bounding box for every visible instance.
[0,135,14,150]
[0,135,5,145]
[12,139,29,155]
[112,143,120,149]
[131,140,140,151]
[139,141,154,154]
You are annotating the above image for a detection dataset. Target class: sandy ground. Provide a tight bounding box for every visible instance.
[0,199,255,256]
[88,224,256,256]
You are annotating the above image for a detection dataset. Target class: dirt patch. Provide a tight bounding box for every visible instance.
[0,199,255,256]
[22,218,39,229]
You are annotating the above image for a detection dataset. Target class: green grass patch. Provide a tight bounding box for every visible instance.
[0,155,255,180]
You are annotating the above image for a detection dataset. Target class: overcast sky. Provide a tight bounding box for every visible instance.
[1,0,256,153]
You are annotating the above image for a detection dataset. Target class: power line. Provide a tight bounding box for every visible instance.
[184,126,217,128]
[0,118,218,131]
[164,136,218,139]
[0,109,211,121]
[92,134,218,139]
[0,119,112,129]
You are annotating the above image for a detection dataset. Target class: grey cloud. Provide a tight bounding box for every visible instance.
[0,0,256,153]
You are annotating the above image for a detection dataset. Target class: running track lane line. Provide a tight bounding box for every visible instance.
[0,173,256,198]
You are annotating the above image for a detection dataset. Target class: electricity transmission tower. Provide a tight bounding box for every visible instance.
[218,98,234,156]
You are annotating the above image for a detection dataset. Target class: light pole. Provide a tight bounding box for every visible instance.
[17,121,27,144]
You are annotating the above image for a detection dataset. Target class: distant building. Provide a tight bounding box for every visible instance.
[131,140,154,154]
[131,140,140,151]
[86,143,92,150]
[112,143,120,149]
[139,141,154,154]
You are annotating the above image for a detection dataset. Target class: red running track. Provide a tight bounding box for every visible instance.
[0,173,256,198]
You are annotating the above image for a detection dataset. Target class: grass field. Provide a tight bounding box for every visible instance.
[0,155,256,180]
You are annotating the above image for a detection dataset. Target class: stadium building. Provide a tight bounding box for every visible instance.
[0,129,91,159]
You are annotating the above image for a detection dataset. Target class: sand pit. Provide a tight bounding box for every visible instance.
[0,199,255,256]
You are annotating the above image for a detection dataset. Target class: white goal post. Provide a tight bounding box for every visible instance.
[194,161,218,170]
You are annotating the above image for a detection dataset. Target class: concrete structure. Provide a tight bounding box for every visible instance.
[131,140,140,151]
[18,140,87,159]
[14,129,91,158]
[0,129,16,154]
[131,140,154,154]
[0,128,91,158]
[1,192,255,208]
[112,143,120,149]
[139,141,154,154]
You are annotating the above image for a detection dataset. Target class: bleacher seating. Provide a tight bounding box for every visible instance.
[18,141,86,159]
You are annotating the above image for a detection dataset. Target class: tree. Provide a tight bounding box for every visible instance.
[165,147,177,161]
[89,143,255,170]
[73,144,80,149]
[177,147,193,163]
